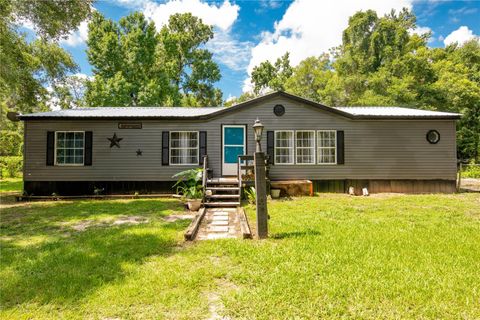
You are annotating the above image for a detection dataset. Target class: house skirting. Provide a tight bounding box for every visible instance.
[24,181,176,196]
[24,179,457,196]
[312,179,456,194]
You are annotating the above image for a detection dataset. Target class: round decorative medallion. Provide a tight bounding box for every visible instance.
[426,130,440,144]
[273,104,285,116]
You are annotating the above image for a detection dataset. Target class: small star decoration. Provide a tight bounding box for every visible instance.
[107,133,123,148]
[136,149,142,156]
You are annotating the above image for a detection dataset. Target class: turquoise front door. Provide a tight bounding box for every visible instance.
[222,125,246,175]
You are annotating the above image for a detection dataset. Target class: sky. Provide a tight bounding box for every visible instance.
[22,0,480,101]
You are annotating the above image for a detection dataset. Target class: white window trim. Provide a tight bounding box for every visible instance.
[54,131,85,166]
[295,130,316,165]
[317,130,337,165]
[169,131,200,166]
[274,130,295,165]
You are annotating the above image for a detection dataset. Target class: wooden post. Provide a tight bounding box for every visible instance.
[254,152,268,239]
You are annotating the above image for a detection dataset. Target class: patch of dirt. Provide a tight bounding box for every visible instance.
[163,214,195,222]
[206,279,239,320]
[112,215,149,225]
[366,193,407,199]
[460,178,480,192]
[68,216,149,232]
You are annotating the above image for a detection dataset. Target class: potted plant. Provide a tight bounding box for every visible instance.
[172,168,204,211]
[270,189,281,199]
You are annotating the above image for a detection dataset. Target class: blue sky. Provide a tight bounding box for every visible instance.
[23,0,480,100]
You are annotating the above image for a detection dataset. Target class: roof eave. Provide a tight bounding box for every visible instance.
[352,115,461,120]
[17,91,462,121]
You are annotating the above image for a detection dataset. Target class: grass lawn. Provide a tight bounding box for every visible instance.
[0,178,22,193]
[1,193,479,319]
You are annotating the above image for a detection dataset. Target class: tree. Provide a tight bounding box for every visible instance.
[251,52,293,94]
[247,8,479,161]
[85,12,222,107]
[224,92,256,107]
[8,0,93,40]
[158,13,222,106]
[284,54,345,106]
[50,74,88,109]
[85,11,166,107]
[0,0,92,156]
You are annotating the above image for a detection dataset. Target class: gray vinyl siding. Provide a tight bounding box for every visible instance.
[23,96,457,181]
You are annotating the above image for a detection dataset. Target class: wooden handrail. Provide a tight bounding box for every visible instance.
[202,155,208,203]
[239,155,253,161]
[238,155,242,199]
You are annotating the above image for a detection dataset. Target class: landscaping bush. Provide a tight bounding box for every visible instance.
[462,161,480,178]
[0,156,23,178]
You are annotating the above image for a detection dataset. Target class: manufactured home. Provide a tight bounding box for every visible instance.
[17,91,460,196]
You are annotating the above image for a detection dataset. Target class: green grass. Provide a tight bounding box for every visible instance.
[1,194,479,319]
[0,178,22,193]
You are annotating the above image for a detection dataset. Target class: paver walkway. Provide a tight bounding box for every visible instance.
[196,208,242,240]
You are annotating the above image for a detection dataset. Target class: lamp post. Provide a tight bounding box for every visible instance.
[253,118,264,152]
[252,118,268,239]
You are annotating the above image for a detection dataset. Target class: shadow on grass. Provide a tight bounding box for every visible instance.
[0,198,189,308]
[1,224,186,308]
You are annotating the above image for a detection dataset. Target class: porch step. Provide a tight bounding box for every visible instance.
[206,194,240,199]
[206,186,239,192]
[204,202,240,207]
[207,179,239,185]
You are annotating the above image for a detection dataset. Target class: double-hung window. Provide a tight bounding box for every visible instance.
[295,131,315,164]
[317,130,336,164]
[274,131,294,164]
[170,131,199,165]
[55,131,85,165]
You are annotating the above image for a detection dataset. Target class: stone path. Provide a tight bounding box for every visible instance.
[196,208,242,240]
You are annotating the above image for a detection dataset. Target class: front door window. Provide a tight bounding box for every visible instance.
[222,125,245,175]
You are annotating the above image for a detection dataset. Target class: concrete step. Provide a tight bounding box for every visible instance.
[206,194,240,199]
[204,202,240,207]
[206,187,239,192]
[207,179,239,185]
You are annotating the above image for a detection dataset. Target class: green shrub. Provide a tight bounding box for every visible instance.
[462,161,480,178]
[0,156,23,178]
[0,130,23,156]
[244,187,256,204]
[172,168,204,199]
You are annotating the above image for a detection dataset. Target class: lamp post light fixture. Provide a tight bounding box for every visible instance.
[253,118,264,152]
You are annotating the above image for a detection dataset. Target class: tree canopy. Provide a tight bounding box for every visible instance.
[0,0,92,156]
[85,12,222,107]
[247,9,479,161]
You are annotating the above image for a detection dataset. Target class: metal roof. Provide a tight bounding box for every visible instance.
[334,106,460,118]
[18,91,461,120]
[19,107,227,119]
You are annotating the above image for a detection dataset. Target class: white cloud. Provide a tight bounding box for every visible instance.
[411,26,432,36]
[71,73,93,81]
[60,20,89,47]
[140,0,245,72]
[16,18,35,31]
[243,0,414,92]
[410,26,433,43]
[226,94,236,102]
[206,30,254,71]
[443,26,479,46]
[143,0,239,31]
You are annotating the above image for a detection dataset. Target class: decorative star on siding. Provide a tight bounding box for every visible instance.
[136,149,142,156]
[107,133,123,148]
